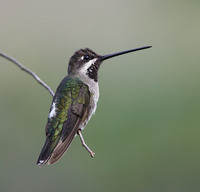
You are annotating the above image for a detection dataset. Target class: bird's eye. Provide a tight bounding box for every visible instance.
[83,55,90,60]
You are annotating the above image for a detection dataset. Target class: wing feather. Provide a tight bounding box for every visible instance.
[37,76,90,166]
[47,111,82,164]
[48,90,89,164]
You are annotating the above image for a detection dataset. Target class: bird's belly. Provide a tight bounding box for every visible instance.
[80,83,99,130]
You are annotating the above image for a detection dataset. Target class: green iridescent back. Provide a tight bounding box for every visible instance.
[46,75,90,141]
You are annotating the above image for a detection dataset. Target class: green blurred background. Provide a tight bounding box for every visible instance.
[0,0,200,191]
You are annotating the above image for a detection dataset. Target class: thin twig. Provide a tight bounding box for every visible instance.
[0,51,54,97]
[78,129,95,157]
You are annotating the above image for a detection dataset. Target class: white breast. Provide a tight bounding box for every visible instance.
[77,74,99,130]
[88,80,99,116]
[76,58,100,130]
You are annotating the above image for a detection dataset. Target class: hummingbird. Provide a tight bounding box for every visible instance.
[37,46,152,166]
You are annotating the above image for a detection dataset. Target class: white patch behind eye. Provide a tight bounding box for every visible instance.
[81,58,97,73]
[80,56,84,60]
[48,102,56,119]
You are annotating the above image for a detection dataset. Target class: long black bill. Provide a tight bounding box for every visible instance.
[100,46,152,61]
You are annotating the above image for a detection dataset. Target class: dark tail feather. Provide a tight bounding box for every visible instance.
[47,129,77,165]
[36,136,60,166]
[47,114,82,165]
[37,113,82,166]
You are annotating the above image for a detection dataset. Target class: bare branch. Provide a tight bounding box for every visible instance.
[78,129,95,157]
[0,51,54,97]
